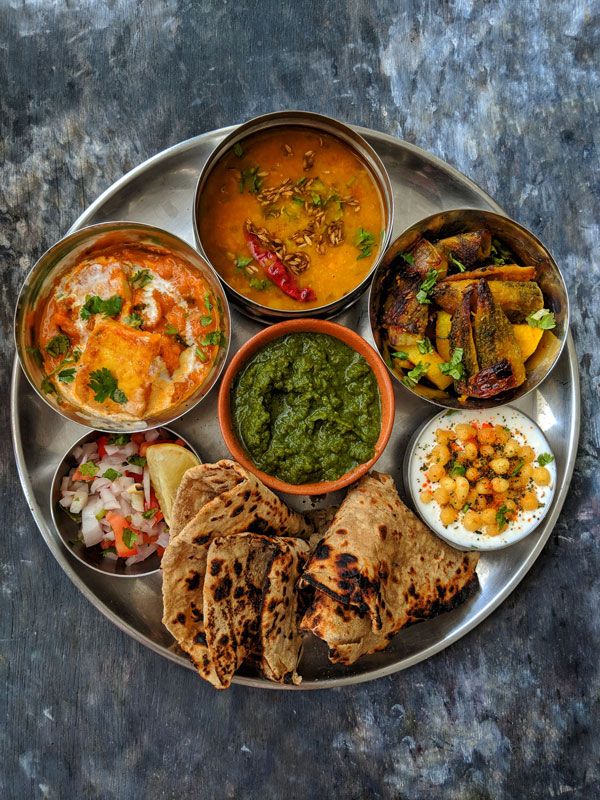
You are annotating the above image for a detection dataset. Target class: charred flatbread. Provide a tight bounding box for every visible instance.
[161,460,308,684]
[300,471,479,664]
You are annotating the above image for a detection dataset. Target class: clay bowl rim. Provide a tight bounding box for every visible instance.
[217,318,395,495]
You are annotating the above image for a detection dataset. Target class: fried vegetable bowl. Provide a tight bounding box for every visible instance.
[369,209,569,409]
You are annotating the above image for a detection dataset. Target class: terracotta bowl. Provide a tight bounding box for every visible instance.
[218,319,395,495]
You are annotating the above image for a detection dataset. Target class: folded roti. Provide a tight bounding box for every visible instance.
[260,538,310,685]
[204,533,279,688]
[300,471,479,664]
[161,460,309,684]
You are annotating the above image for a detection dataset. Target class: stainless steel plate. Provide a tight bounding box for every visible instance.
[11,124,580,689]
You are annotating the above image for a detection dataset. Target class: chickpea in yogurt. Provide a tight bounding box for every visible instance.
[419,421,554,536]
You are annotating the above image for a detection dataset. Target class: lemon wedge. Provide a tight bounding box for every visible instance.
[146,443,201,527]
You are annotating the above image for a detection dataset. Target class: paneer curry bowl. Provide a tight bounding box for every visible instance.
[15,222,230,430]
[194,111,394,320]
[369,209,569,409]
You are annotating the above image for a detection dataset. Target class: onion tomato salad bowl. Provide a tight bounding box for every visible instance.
[15,221,231,432]
[51,427,200,576]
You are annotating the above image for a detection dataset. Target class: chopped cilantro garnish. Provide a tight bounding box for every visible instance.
[79,461,99,478]
[125,313,143,328]
[102,468,122,481]
[448,462,466,477]
[204,294,213,312]
[416,269,439,304]
[129,269,153,288]
[510,459,525,477]
[537,452,555,466]
[122,528,137,549]
[201,331,226,347]
[239,166,263,194]
[102,547,117,557]
[128,455,146,467]
[417,337,434,355]
[45,333,70,358]
[401,252,415,265]
[249,277,269,290]
[439,348,465,381]
[491,239,512,265]
[391,350,409,361]
[41,377,56,395]
[165,324,178,335]
[233,142,244,158]
[450,254,466,272]
[462,503,471,513]
[496,505,510,528]
[195,347,208,363]
[26,346,44,366]
[57,368,76,383]
[108,434,130,445]
[88,368,127,404]
[311,192,322,206]
[402,361,429,389]
[142,508,157,520]
[355,227,376,260]
[526,308,556,330]
[200,315,213,326]
[234,255,253,270]
[80,294,123,321]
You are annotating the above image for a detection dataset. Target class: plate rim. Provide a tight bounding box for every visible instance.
[11,122,581,690]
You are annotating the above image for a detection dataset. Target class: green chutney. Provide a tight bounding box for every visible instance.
[232,333,381,485]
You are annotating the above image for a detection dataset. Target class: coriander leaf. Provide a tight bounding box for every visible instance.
[45,333,71,358]
[128,454,146,467]
[311,192,322,206]
[510,459,525,477]
[234,255,253,270]
[439,348,465,381]
[402,361,429,389]
[239,165,263,194]
[201,331,226,347]
[108,434,130,445]
[496,504,510,528]
[417,337,434,355]
[80,294,123,320]
[249,277,269,290]
[537,452,555,466]
[79,461,99,477]
[462,503,471,513]
[204,293,213,312]
[122,528,137,549]
[233,142,244,158]
[129,269,153,288]
[125,313,143,328]
[526,308,556,330]
[165,324,178,335]
[450,254,466,272]
[26,346,44,367]
[88,368,128,404]
[416,269,439,304]
[200,315,213,326]
[195,347,208,363]
[102,547,117,557]
[391,350,409,361]
[102,468,122,480]
[57,368,76,383]
[142,508,157,519]
[449,462,466,477]
[354,227,376,260]
[401,252,415,265]
[41,377,56,395]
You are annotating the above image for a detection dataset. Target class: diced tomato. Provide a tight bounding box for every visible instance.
[157,546,165,557]
[96,435,109,458]
[131,432,145,445]
[72,468,95,482]
[125,470,141,479]
[100,539,114,550]
[106,511,139,557]
[144,488,164,523]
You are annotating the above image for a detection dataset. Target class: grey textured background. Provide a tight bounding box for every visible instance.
[1,1,598,798]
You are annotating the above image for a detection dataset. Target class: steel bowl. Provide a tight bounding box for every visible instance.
[50,426,200,577]
[15,221,231,432]
[369,208,570,410]
[193,110,394,322]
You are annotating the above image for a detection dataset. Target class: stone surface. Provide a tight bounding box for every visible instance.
[1,1,598,798]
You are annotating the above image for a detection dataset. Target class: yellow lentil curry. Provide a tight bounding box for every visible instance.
[34,242,225,422]
[198,127,385,310]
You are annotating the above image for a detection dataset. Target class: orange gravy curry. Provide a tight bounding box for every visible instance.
[35,243,224,421]
[198,127,385,311]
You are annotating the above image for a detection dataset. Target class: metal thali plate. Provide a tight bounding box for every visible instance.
[11,124,580,689]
